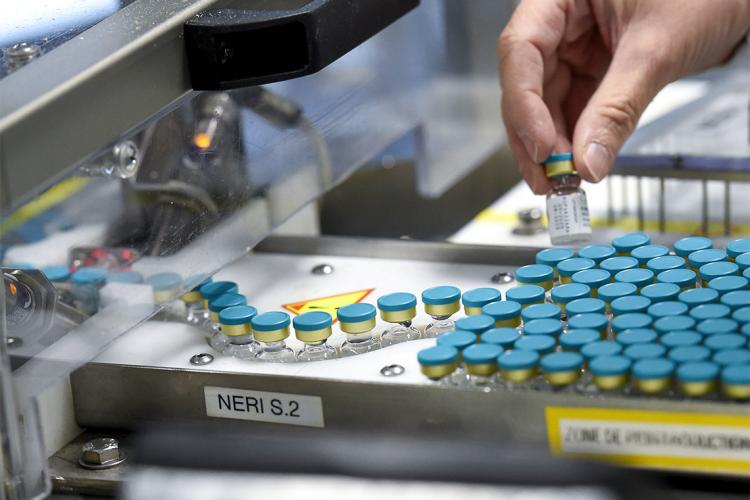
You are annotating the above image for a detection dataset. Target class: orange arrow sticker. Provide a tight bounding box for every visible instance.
[283,288,374,322]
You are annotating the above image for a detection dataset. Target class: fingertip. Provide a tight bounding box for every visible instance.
[574,140,612,183]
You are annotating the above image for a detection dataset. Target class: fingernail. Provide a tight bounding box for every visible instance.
[584,142,611,182]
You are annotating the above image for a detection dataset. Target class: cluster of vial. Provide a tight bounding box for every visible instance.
[417,234,750,401]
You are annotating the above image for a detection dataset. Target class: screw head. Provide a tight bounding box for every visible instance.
[311,264,333,275]
[6,336,21,348]
[79,437,126,469]
[190,353,214,365]
[112,141,140,178]
[491,272,514,284]
[380,364,405,377]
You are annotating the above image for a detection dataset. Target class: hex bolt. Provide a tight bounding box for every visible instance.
[79,437,126,469]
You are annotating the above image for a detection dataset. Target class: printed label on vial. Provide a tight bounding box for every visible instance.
[546,193,591,239]
[204,386,325,427]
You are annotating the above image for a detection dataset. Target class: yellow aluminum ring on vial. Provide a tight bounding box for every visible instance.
[589,355,631,390]
[677,361,719,397]
[199,281,239,309]
[721,365,750,399]
[498,350,539,382]
[422,286,461,317]
[463,344,502,376]
[181,290,202,303]
[418,345,459,380]
[208,293,247,323]
[516,264,555,291]
[251,311,291,343]
[541,352,583,386]
[293,311,334,344]
[543,152,576,178]
[219,305,258,337]
[377,292,417,323]
[632,358,674,394]
[145,272,183,304]
[337,303,377,334]
[723,384,750,399]
[481,299,522,328]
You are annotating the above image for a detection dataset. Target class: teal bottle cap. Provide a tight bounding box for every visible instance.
[462,288,502,308]
[654,315,696,334]
[377,292,417,312]
[536,247,574,267]
[674,236,712,257]
[598,282,638,303]
[600,256,639,274]
[480,328,520,348]
[611,295,651,315]
[566,298,606,316]
[463,344,503,365]
[614,268,654,288]
[421,286,461,305]
[722,364,750,385]
[71,267,107,285]
[700,261,739,282]
[208,293,247,313]
[455,314,495,335]
[612,232,651,253]
[514,335,556,354]
[541,352,583,372]
[745,267,750,280]
[482,300,522,320]
[589,355,631,376]
[616,328,658,346]
[624,342,666,360]
[251,311,291,331]
[727,238,750,258]
[646,255,686,274]
[581,340,622,360]
[42,265,71,282]
[567,313,608,332]
[146,272,182,291]
[696,318,738,336]
[633,358,674,379]
[709,276,749,296]
[661,331,702,349]
[551,283,591,304]
[677,361,719,382]
[521,303,562,322]
[732,306,750,323]
[544,152,574,163]
[656,268,697,289]
[641,282,680,303]
[506,285,545,305]
[557,258,595,278]
[631,244,670,265]
[612,313,653,333]
[578,244,616,263]
[721,290,750,311]
[523,318,563,337]
[200,281,238,300]
[516,264,554,284]
[669,345,710,363]
[571,269,611,289]
[337,303,376,323]
[293,311,333,331]
[647,301,688,319]
[705,333,745,351]
[219,305,258,326]
[107,271,144,284]
[736,252,750,270]
[498,349,539,370]
[689,304,730,321]
[688,249,727,268]
[743,323,750,338]
[713,348,750,366]
[679,288,719,307]
[437,330,476,351]
[418,345,458,366]
[560,329,600,351]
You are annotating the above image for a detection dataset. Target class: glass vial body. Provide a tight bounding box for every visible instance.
[256,340,295,362]
[341,332,381,356]
[546,174,592,245]
[338,303,381,357]
[381,322,421,346]
[424,317,455,338]
[297,340,337,362]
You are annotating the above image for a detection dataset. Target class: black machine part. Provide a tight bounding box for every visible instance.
[185,0,420,90]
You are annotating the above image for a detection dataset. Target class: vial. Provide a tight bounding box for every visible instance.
[207,293,248,350]
[199,281,239,325]
[571,269,611,298]
[721,365,750,400]
[220,305,259,359]
[252,311,296,362]
[612,232,651,256]
[378,293,420,346]
[673,236,712,258]
[71,267,108,315]
[462,288,502,315]
[463,344,503,388]
[455,314,495,340]
[481,300,522,328]
[436,330,477,386]
[630,244,669,267]
[541,352,584,391]
[146,272,182,305]
[418,345,459,385]
[498,350,540,389]
[677,361,719,398]
[589,355,631,393]
[294,311,336,362]
[557,258,596,284]
[338,303,381,356]
[559,328,599,352]
[535,248,574,280]
[480,327,521,350]
[632,358,675,395]
[181,275,211,325]
[542,153,591,245]
[421,286,461,338]
[727,238,750,261]
[577,244,616,265]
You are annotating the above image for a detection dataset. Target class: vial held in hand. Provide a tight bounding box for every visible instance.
[543,153,592,246]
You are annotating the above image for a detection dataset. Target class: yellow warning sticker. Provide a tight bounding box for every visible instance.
[283,289,374,322]
[545,407,750,476]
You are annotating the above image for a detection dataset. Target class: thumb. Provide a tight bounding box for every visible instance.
[572,44,670,183]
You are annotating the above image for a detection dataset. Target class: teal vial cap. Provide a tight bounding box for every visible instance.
[566,298,606,316]
[498,349,539,370]
[690,304,731,321]
[541,352,583,372]
[727,238,750,259]
[647,301,688,319]
[208,293,247,312]
[418,345,458,366]
[654,315,696,334]
[107,271,144,284]
[660,331,702,349]
[631,244,669,265]
[679,288,719,308]
[551,283,591,304]
[293,311,333,331]
[700,261,739,282]
[669,345,710,363]
[581,340,622,360]
[251,311,291,331]
[437,330,476,351]
[600,256,639,274]
[723,291,750,311]
[337,303,376,323]
[422,286,461,305]
[589,355,631,376]
[673,236,712,257]
[506,285,545,305]
[704,333,745,351]
[722,364,750,385]
[184,274,212,291]
[200,281,238,300]
[516,264,554,284]
[521,303,562,322]
[571,269,611,289]
[377,292,417,312]
[598,282,638,303]
[42,265,71,282]
[677,361,719,383]
[523,318,563,337]
[578,244,616,263]
[688,249,727,268]
[736,252,750,270]
[560,329,600,351]
[657,268,697,289]
[482,300,522,320]
[557,258,595,278]
[480,328,520,348]
[732,305,750,322]
[567,313,608,332]
[71,267,107,285]
[624,342,666,360]
[710,276,749,297]
[219,305,258,325]
[697,318,739,336]
[536,247,574,267]
[646,255,686,273]
[463,344,503,365]
[514,334,556,354]
[462,288,501,308]
[611,295,651,315]
[616,328,658,346]
[612,232,651,253]
[146,272,182,291]
[612,313,653,333]
[455,314,495,335]
[633,358,674,379]
[614,268,654,288]
[641,283,680,303]
[713,349,750,366]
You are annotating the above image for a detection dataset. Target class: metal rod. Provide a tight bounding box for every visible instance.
[607,177,615,225]
[658,177,666,234]
[621,175,629,216]
[724,181,731,236]
[636,176,644,232]
[701,180,709,235]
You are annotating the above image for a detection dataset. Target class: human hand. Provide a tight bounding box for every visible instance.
[498,0,750,194]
